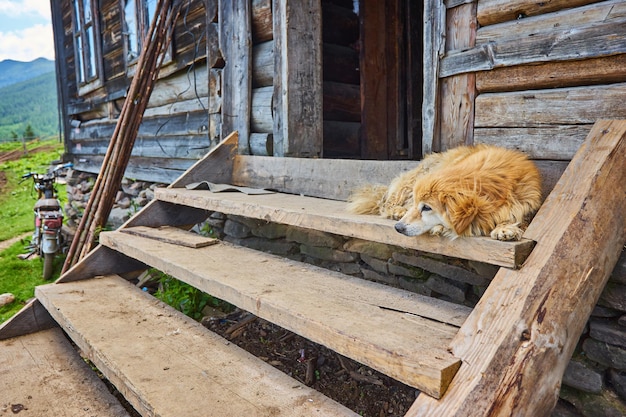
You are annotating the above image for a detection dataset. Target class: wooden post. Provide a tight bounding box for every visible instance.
[272,0,323,157]
[219,0,252,154]
[408,120,626,416]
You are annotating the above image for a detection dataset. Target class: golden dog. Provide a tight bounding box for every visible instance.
[347,145,542,241]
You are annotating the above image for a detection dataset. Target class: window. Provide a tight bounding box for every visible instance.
[72,0,100,85]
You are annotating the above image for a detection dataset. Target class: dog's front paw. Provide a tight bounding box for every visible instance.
[430,225,445,236]
[490,223,523,241]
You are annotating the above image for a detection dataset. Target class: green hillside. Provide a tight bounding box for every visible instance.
[0,58,55,89]
[0,71,60,141]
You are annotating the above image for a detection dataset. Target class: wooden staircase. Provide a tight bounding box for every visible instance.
[1,120,624,416]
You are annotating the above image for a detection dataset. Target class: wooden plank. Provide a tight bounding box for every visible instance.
[36,275,358,417]
[477,0,601,27]
[473,126,589,160]
[0,299,56,340]
[476,0,626,44]
[409,119,626,416]
[219,0,252,154]
[438,1,476,151]
[440,19,626,78]
[0,327,130,416]
[121,225,218,248]
[155,187,535,268]
[98,232,468,398]
[422,0,446,155]
[273,0,323,157]
[475,83,626,127]
[57,244,147,283]
[476,54,626,93]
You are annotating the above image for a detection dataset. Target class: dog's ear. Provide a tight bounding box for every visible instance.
[443,192,479,235]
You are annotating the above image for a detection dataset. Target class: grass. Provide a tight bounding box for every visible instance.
[0,139,66,323]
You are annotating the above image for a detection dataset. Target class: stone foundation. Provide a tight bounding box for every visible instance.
[64,173,626,416]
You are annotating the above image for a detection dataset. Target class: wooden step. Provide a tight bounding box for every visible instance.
[35,275,358,417]
[153,186,535,268]
[99,226,472,398]
[0,327,130,417]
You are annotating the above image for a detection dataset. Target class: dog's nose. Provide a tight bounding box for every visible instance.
[394,222,406,234]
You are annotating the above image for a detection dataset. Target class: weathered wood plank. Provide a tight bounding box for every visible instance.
[219,0,252,153]
[0,327,130,416]
[475,83,626,127]
[57,245,147,283]
[474,126,589,160]
[0,299,56,340]
[251,0,273,43]
[121,225,217,248]
[423,0,446,154]
[37,275,358,417]
[251,40,273,87]
[273,0,323,157]
[98,232,468,398]
[438,1,476,151]
[476,0,626,44]
[409,119,626,416]
[440,19,626,78]
[155,187,535,268]
[477,0,601,27]
[476,54,626,93]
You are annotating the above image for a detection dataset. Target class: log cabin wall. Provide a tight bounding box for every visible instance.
[438,0,626,186]
[54,0,217,183]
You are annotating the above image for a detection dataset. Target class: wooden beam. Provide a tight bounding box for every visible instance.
[272,0,323,157]
[219,0,252,153]
[477,0,601,27]
[0,299,56,340]
[440,19,626,78]
[408,119,626,415]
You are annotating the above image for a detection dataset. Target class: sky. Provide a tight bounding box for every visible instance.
[0,0,55,62]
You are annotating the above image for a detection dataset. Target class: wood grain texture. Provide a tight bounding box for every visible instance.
[155,187,535,269]
[0,299,56,340]
[37,275,358,417]
[408,119,626,416]
[477,0,601,26]
[0,327,130,416]
[98,231,468,397]
[121,225,217,248]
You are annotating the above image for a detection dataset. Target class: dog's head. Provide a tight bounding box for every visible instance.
[394,185,481,239]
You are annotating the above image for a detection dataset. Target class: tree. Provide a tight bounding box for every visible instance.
[23,124,35,139]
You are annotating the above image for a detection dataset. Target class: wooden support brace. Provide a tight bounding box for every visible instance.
[0,299,56,340]
[408,120,626,415]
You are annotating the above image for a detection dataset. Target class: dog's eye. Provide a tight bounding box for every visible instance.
[421,205,432,212]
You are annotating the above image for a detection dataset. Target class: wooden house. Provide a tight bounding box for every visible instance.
[1,0,623,416]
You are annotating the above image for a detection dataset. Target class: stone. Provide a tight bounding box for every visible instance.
[590,319,626,348]
[360,254,389,274]
[599,283,626,312]
[315,260,362,276]
[362,268,399,287]
[608,369,626,403]
[116,196,131,209]
[343,239,394,260]
[583,338,626,370]
[551,400,582,417]
[394,252,490,286]
[253,222,288,240]
[425,275,467,303]
[398,277,432,296]
[619,315,626,327]
[559,385,626,417]
[388,261,428,279]
[562,358,604,394]
[223,236,296,256]
[224,219,252,239]
[0,293,15,307]
[300,245,358,263]
[591,306,622,319]
[286,227,343,248]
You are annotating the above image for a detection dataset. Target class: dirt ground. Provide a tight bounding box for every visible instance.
[203,308,418,417]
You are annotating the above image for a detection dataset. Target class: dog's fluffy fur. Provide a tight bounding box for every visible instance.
[347,145,543,241]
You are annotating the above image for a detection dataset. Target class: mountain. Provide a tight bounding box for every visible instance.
[0,58,56,90]
[0,60,59,140]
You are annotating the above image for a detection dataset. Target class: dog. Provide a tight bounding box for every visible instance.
[347,144,542,241]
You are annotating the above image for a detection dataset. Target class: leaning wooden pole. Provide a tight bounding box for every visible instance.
[408,119,626,416]
[62,0,181,273]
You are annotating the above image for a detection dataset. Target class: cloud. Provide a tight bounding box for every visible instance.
[0,24,55,61]
[0,0,51,19]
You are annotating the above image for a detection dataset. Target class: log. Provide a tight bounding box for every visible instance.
[322,2,359,46]
[251,0,272,43]
[475,83,626,127]
[409,119,626,415]
[477,0,600,26]
[323,120,360,158]
[323,43,359,85]
[323,81,360,122]
[249,132,274,156]
[252,40,273,87]
[251,86,273,133]
[476,54,626,93]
